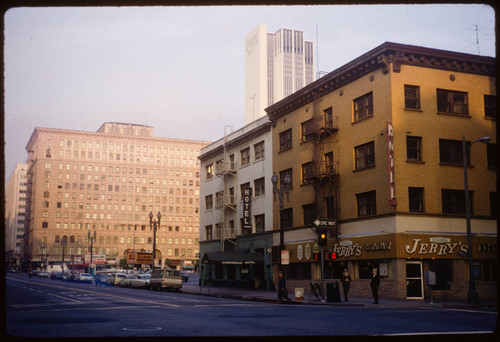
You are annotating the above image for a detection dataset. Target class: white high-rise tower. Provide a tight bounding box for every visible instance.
[245,24,314,124]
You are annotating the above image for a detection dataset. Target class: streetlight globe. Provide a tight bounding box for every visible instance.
[149,211,153,220]
[283,173,291,186]
[157,212,162,220]
[271,172,278,186]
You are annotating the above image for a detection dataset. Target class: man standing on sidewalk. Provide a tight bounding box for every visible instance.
[277,270,289,303]
[371,268,380,304]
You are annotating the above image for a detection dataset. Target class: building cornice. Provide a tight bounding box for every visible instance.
[25,126,211,151]
[266,41,496,123]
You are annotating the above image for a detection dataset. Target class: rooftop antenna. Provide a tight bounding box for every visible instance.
[316,23,319,79]
[475,24,480,55]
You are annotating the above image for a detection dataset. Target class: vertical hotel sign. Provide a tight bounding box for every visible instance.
[243,187,252,229]
[386,121,397,206]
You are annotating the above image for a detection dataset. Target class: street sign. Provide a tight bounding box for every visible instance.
[281,250,289,265]
[314,218,336,228]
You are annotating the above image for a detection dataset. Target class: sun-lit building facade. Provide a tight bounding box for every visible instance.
[266,42,496,301]
[23,122,210,271]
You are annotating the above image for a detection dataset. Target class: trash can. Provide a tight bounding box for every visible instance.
[295,287,304,301]
[326,282,341,302]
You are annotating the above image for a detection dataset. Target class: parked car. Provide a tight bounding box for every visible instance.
[129,274,151,288]
[95,272,109,285]
[105,273,127,285]
[181,272,189,282]
[37,270,49,278]
[118,274,137,287]
[50,272,64,280]
[150,268,182,291]
[79,273,93,283]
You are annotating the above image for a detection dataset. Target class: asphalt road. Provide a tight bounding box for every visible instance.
[5,273,497,338]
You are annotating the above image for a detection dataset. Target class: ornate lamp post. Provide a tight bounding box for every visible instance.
[271,172,291,269]
[88,230,96,275]
[462,136,490,304]
[61,236,67,273]
[149,211,161,269]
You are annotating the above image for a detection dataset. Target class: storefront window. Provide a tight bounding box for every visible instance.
[324,260,348,279]
[357,260,379,279]
[429,259,452,290]
[481,260,497,281]
[286,263,311,280]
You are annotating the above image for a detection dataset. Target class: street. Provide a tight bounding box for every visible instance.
[4,273,497,338]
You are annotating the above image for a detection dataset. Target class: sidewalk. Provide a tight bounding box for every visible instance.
[180,283,497,309]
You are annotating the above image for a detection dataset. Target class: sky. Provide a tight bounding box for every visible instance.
[3,4,496,186]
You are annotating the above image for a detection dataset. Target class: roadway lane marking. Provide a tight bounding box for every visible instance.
[442,308,497,315]
[46,292,82,303]
[383,331,494,336]
[7,277,180,308]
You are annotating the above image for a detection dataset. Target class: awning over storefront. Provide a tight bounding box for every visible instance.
[201,251,264,265]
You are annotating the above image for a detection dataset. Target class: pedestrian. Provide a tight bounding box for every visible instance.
[370,268,380,304]
[340,268,351,301]
[277,270,289,303]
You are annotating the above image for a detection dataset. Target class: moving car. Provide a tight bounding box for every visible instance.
[150,268,182,291]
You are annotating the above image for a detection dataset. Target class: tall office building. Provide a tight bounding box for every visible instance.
[5,163,28,266]
[245,24,314,124]
[22,122,210,271]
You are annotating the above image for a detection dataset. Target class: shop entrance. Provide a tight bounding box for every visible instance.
[406,261,423,299]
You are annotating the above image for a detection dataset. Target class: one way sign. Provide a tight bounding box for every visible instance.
[314,218,336,228]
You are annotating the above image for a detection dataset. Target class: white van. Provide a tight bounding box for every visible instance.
[150,268,182,291]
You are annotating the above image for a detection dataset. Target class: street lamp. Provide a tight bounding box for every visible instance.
[271,172,291,267]
[88,230,96,275]
[61,236,67,273]
[462,135,490,304]
[149,211,161,270]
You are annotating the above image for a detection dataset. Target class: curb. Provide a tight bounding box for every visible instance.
[181,288,497,309]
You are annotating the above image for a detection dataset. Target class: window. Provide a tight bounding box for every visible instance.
[490,192,497,217]
[354,141,375,169]
[254,141,265,160]
[254,177,265,196]
[357,190,376,216]
[301,119,314,142]
[487,144,497,169]
[406,136,422,161]
[240,147,250,166]
[442,189,472,215]
[281,208,293,228]
[484,95,496,119]
[205,195,213,210]
[302,203,316,225]
[408,187,424,212]
[324,107,334,128]
[254,214,265,233]
[279,169,293,188]
[205,164,214,180]
[279,129,292,151]
[353,92,373,121]
[439,139,467,165]
[301,162,314,183]
[404,85,420,109]
[437,89,468,115]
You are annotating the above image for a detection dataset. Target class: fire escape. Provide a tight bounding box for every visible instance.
[214,126,238,252]
[302,93,339,237]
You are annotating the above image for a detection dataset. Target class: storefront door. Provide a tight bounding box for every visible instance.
[406,261,423,299]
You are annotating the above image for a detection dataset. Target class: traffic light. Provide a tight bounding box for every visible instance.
[326,252,337,260]
[312,252,320,262]
[318,229,327,246]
